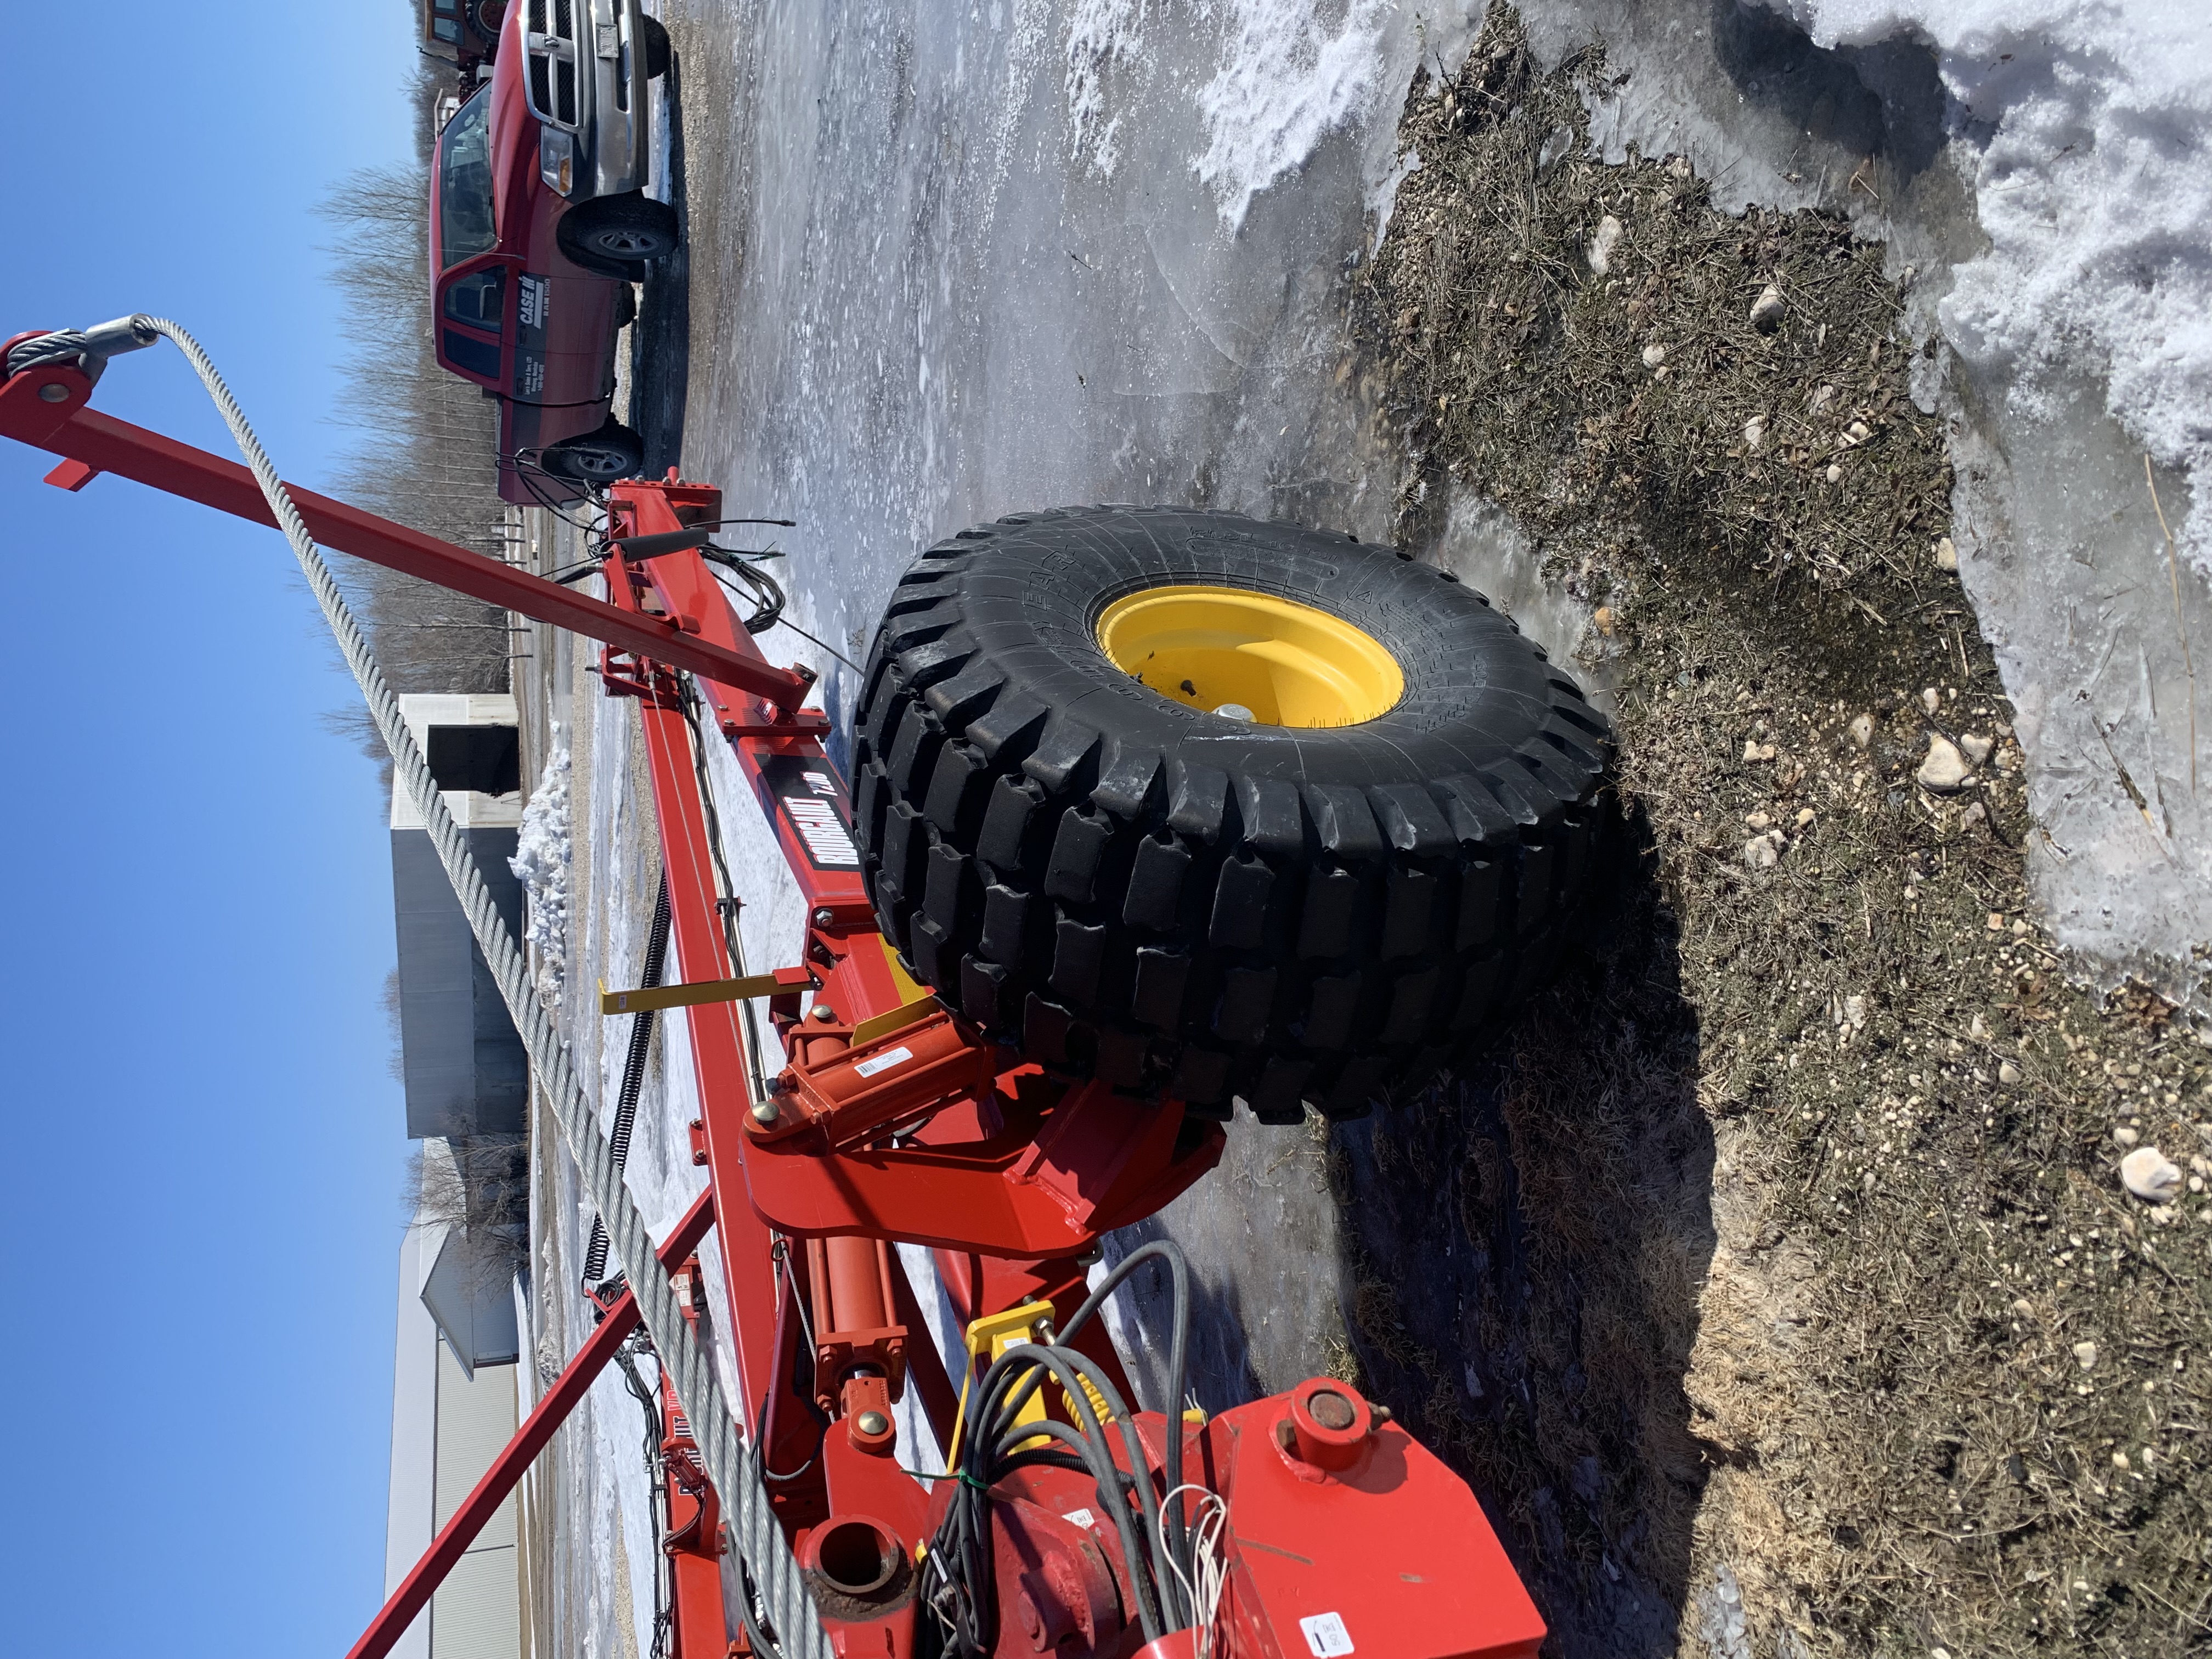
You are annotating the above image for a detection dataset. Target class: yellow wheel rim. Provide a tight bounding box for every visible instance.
[1095,585,1404,727]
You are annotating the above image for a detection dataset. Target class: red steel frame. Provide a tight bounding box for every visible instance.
[2,336,1547,1659]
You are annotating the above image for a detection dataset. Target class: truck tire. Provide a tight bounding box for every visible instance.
[851,507,1612,1124]
[558,192,678,281]
[640,15,672,78]
[543,419,644,484]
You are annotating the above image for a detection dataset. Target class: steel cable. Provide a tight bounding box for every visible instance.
[49,318,832,1659]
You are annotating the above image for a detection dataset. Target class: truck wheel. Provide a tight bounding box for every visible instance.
[558,192,679,280]
[640,15,671,78]
[543,419,644,484]
[852,507,1612,1124]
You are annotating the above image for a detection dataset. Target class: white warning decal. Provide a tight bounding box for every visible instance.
[853,1045,914,1079]
[1300,1613,1355,1658]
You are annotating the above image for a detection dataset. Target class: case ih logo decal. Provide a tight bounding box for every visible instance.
[518,273,550,336]
[760,755,859,869]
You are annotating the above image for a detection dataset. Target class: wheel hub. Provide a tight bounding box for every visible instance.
[1094,584,1403,727]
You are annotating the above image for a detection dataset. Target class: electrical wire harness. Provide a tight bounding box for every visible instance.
[921,1240,1221,1657]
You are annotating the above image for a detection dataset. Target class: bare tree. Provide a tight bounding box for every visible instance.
[317,47,511,697]
[408,1133,531,1293]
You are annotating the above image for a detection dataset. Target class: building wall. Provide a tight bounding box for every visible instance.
[387,1223,524,1659]
[390,694,529,1139]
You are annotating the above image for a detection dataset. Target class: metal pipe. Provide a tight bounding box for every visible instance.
[343,1190,718,1659]
[0,361,815,709]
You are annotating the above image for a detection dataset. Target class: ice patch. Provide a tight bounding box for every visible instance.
[1195,0,1397,228]
[510,724,572,998]
[1764,0,2212,573]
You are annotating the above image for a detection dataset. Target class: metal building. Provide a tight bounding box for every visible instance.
[391,694,527,1141]
[385,1221,524,1659]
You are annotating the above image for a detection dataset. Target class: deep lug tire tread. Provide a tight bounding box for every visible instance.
[852,507,1612,1122]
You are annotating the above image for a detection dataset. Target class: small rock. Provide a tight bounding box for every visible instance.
[1642,342,1667,369]
[1968,1014,1989,1040]
[2073,1340,2099,1370]
[1934,535,1958,572]
[1743,834,1781,870]
[1588,215,1623,275]
[2191,1155,2211,1178]
[1593,604,1616,636]
[1749,282,1787,331]
[1917,735,1972,792]
[1960,800,1987,827]
[2123,1147,2183,1203]
[1842,994,1867,1029]
[1999,1059,2023,1086]
[2115,1126,2141,1148]
[1921,687,1942,715]
[1795,807,1815,828]
[1742,413,1768,450]
[1746,810,1773,830]
[2011,1298,2033,1317]
[1667,155,1692,178]
[1960,732,1994,765]
[1848,712,1874,747]
[1825,462,1843,484]
[1847,419,1872,444]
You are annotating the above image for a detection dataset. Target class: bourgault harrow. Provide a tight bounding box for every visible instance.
[0,326,1544,1659]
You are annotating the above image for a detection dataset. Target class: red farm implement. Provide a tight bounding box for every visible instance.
[1,320,1548,1659]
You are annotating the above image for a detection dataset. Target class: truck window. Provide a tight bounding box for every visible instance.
[438,89,497,268]
[442,329,502,383]
[444,269,505,334]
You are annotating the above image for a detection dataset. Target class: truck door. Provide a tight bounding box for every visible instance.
[515,271,618,408]
[434,256,518,394]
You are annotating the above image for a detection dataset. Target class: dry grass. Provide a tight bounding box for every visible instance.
[1334,11,2212,1656]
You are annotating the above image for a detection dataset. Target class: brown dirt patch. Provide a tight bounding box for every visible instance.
[1334,12,2212,1657]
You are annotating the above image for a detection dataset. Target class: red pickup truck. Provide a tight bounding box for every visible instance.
[429,1,674,501]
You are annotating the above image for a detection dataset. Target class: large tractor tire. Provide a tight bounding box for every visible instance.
[852,507,1611,1124]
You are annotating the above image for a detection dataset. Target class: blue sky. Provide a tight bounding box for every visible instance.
[2,7,425,1655]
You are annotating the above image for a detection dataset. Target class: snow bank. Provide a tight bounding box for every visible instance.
[1194,0,1398,227]
[1766,0,2212,573]
[510,726,572,998]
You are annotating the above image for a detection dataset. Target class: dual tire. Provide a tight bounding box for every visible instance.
[852,507,1612,1123]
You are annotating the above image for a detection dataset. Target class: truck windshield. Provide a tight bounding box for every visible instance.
[438,89,496,268]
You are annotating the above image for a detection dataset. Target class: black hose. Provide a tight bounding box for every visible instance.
[1053,1241,1194,1609]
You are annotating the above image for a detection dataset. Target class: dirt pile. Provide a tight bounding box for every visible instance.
[1337,12,2212,1656]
